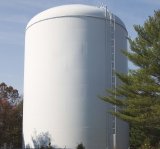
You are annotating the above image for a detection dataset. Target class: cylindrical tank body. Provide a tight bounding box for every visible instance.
[23,4,128,149]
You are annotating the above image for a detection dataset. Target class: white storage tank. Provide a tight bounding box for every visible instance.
[23,4,128,149]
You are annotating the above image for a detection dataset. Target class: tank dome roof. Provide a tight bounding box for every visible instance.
[27,4,126,30]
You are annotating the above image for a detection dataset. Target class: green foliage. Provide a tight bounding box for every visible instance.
[76,143,85,149]
[100,10,160,148]
[129,125,146,148]
[140,138,152,149]
[139,138,160,149]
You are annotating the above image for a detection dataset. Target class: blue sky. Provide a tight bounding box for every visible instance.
[0,0,160,94]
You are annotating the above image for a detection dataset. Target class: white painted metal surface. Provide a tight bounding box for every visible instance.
[23,4,128,149]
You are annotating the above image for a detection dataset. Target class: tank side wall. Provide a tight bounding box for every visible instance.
[115,24,129,149]
[23,17,107,149]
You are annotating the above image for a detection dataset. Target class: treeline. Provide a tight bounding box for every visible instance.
[0,82,22,148]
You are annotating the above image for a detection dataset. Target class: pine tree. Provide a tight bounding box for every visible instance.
[100,10,160,148]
